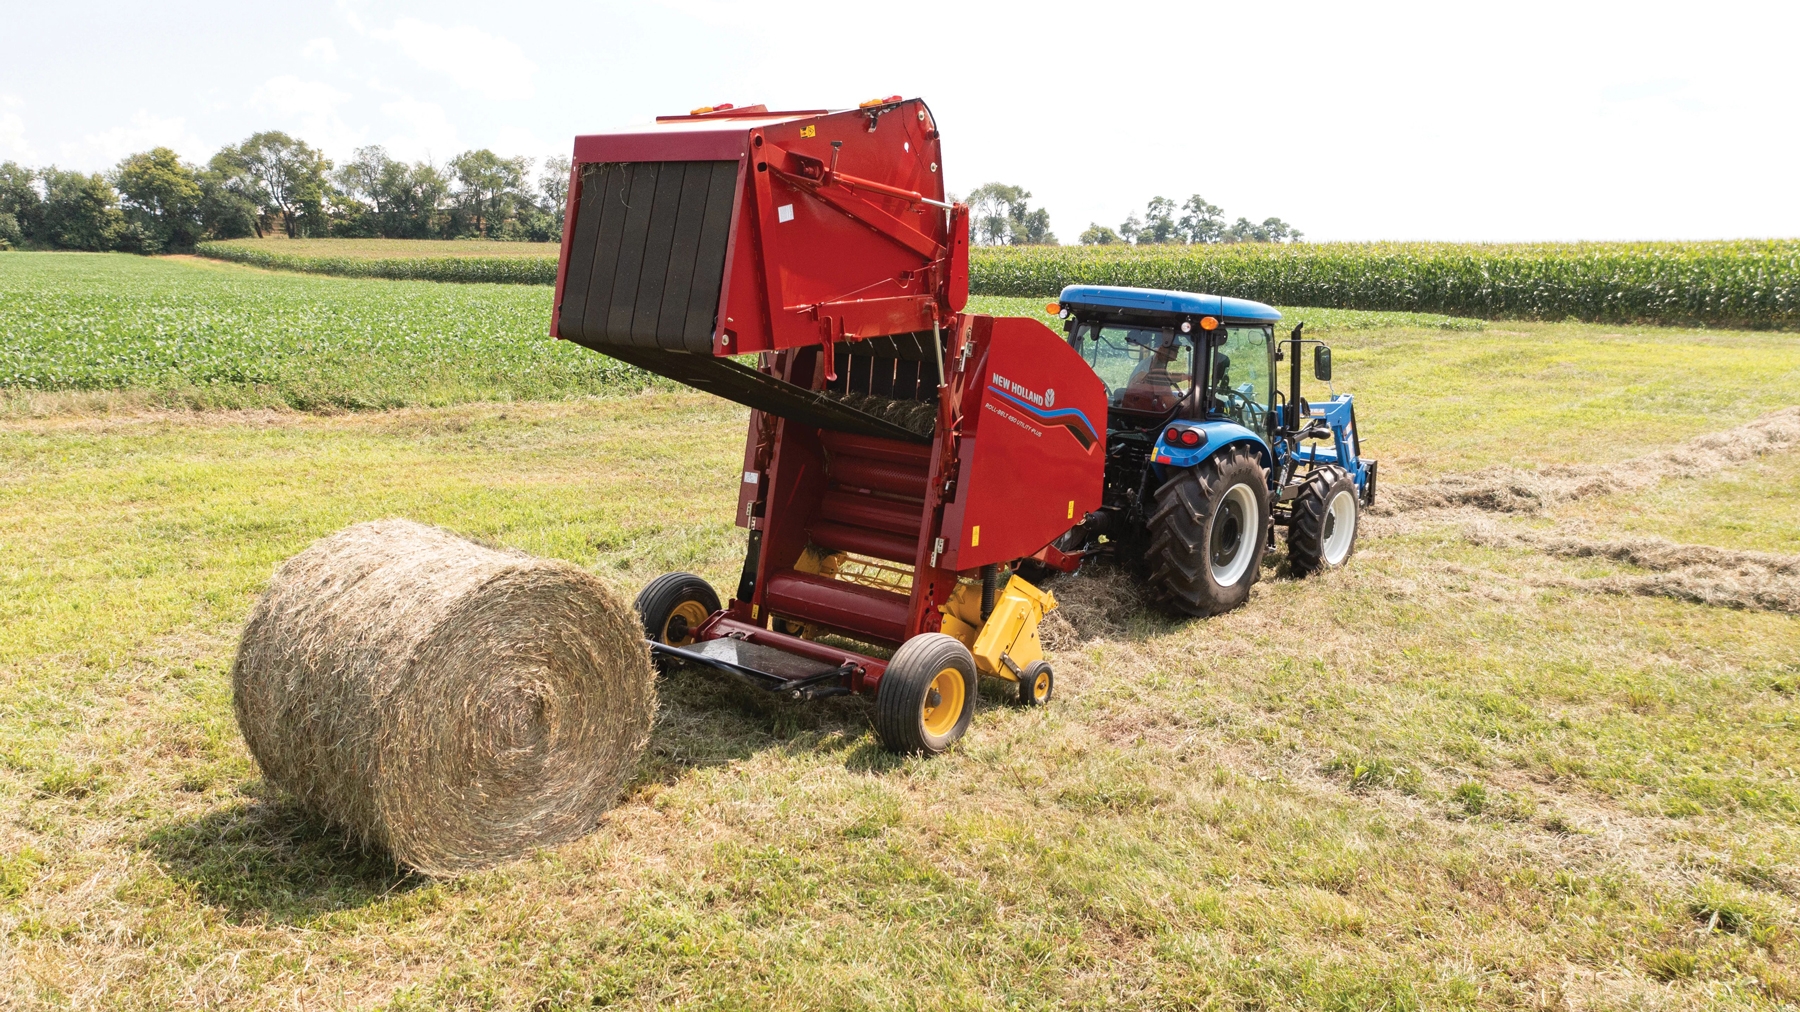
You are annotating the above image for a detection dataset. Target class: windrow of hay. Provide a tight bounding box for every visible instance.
[1465,521,1800,614]
[1039,566,1150,649]
[231,519,655,876]
[1375,406,1800,517]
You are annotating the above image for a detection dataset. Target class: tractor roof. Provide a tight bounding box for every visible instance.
[1058,285,1281,323]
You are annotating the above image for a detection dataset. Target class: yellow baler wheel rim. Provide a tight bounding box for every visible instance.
[920,666,966,737]
[663,600,710,646]
[1033,669,1051,702]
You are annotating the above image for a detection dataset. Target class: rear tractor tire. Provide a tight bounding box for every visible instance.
[633,573,721,663]
[1145,446,1271,617]
[874,633,978,755]
[1286,465,1360,577]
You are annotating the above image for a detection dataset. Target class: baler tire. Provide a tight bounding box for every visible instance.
[633,573,721,668]
[1144,447,1270,617]
[1016,660,1054,707]
[874,633,977,755]
[1286,466,1359,577]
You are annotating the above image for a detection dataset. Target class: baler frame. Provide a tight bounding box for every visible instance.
[555,99,1097,751]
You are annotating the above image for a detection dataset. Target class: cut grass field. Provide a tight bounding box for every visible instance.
[1,253,1797,1009]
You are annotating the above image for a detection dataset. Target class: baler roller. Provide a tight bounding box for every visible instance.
[806,522,919,566]
[763,569,910,645]
[818,431,933,466]
[816,490,925,537]
[823,458,930,498]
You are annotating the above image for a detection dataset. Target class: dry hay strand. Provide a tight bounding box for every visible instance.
[231,519,655,876]
[1376,406,1800,517]
[1465,520,1800,614]
[1038,565,1150,649]
[824,391,937,436]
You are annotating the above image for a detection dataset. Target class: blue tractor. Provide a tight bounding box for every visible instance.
[1047,285,1378,615]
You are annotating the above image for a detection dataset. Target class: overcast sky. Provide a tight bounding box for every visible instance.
[4,0,1796,243]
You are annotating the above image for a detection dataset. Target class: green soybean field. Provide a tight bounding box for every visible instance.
[0,253,642,411]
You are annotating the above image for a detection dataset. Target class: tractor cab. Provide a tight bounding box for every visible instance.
[1049,284,1378,615]
[1056,285,1281,440]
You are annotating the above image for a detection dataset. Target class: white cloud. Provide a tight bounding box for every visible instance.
[250,75,362,154]
[652,0,767,30]
[371,19,537,101]
[379,96,458,163]
[59,110,208,168]
[494,125,552,160]
[336,0,368,36]
[302,37,339,62]
[0,94,32,162]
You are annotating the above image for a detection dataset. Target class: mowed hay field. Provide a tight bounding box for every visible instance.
[1,254,1799,1009]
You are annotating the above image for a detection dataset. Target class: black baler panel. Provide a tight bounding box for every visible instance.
[559,160,738,354]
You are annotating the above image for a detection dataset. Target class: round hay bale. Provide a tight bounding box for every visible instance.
[231,519,655,876]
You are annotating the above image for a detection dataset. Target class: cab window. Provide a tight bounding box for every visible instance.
[1209,325,1273,430]
[1070,323,1194,415]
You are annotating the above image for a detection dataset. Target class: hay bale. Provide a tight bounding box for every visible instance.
[231,519,654,876]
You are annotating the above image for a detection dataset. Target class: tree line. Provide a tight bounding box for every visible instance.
[1080,195,1302,246]
[956,184,1301,248]
[0,138,1299,254]
[0,131,570,253]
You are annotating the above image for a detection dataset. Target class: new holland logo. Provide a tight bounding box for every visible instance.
[987,374,1096,450]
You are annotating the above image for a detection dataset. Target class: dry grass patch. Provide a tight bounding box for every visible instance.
[2,362,1797,1005]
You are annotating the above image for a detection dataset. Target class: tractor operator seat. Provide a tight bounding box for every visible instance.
[1117,332,1193,414]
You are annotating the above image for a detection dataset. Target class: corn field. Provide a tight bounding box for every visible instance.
[972,241,1800,329]
[194,239,1800,329]
[196,242,559,286]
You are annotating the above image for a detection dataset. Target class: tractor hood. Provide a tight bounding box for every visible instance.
[1058,285,1280,323]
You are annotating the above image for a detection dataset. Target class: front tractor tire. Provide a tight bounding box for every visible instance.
[1286,465,1360,577]
[1145,447,1271,617]
[874,633,978,755]
[634,572,721,657]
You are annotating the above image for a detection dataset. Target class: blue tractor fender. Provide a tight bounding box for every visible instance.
[1150,419,1272,480]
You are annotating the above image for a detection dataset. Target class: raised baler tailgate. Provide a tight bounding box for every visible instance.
[548,101,960,444]
[942,317,1106,570]
[552,100,952,358]
[557,160,741,355]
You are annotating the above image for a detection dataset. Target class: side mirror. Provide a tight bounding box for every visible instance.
[1313,345,1332,382]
